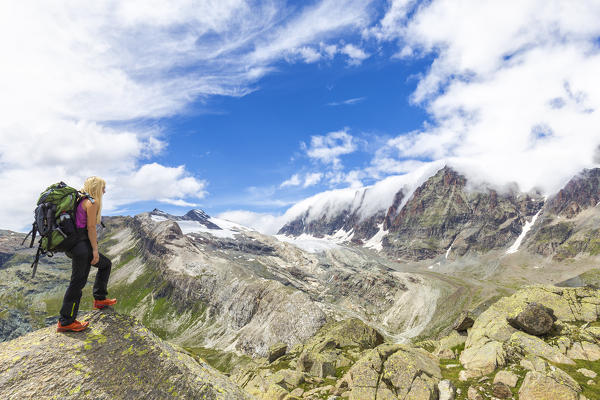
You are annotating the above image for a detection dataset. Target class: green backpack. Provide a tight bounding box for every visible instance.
[22,182,92,278]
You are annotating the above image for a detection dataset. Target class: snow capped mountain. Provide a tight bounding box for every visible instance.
[150,208,252,239]
[277,165,600,261]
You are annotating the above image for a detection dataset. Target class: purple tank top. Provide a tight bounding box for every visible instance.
[75,201,87,228]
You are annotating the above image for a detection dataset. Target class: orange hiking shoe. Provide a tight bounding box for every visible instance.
[56,320,89,332]
[93,298,117,309]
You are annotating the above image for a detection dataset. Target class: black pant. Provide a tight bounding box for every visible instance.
[59,239,112,325]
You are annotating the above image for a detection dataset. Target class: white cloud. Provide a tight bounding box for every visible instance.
[303,129,357,169]
[370,0,600,194]
[280,172,323,189]
[326,97,366,106]
[340,43,370,65]
[296,46,323,63]
[303,172,323,188]
[281,174,302,188]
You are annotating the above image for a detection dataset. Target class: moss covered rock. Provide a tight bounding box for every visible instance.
[0,309,252,399]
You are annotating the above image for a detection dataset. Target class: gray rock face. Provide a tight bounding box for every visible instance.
[452,311,475,332]
[383,167,545,260]
[268,342,287,363]
[0,309,252,399]
[507,302,556,336]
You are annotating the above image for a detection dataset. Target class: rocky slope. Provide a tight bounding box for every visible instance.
[226,285,600,400]
[0,308,251,399]
[101,212,453,356]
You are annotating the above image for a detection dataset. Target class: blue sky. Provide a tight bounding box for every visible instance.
[150,48,433,217]
[1,0,599,232]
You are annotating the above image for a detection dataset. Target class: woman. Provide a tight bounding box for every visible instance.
[57,176,117,332]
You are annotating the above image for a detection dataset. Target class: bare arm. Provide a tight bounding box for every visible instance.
[85,200,99,265]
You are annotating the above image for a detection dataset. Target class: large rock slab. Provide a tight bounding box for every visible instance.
[519,370,580,400]
[509,331,575,365]
[342,343,441,399]
[0,309,252,399]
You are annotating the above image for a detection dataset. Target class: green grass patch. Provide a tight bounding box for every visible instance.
[114,246,139,271]
[184,346,252,374]
[550,359,600,399]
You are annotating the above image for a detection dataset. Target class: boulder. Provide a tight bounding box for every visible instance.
[567,341,600,361]
[296,351,337,378]
[519,355,548,372]
[519,370,580,400]
[577,368,597,378]
[459,340,506,375]
[467,386,483,400]
[492,382,512,399]
[493,370,519,387]
[303,318,384,352]
[341,344,441,400]
[507,302,556,336]
[438,379,456,400]
[268,342,287,363]
[453,311,475,332]
[509,331,575,365]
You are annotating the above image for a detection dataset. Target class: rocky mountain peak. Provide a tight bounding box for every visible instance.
[546,168,600,218]
[183,208,211,221]
[383,166,545,260]
[0,309,250,399]
[150,208,222,230]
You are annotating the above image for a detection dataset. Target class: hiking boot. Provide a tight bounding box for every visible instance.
[56,320,89,332]
[93,298,117,309]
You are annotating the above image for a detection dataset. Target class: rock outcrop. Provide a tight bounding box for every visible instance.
[0,309,251,399]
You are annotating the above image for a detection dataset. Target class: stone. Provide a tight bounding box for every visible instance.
[297,351,337,378]
[438,379,456,400]
[289,388,304,397]
[341,344,440,400]
[459,369,482,381]
[269,342,288,363]
[264,383,289,400]
[519,355,547,372]
[492,382,512,399]
[507,302,556,336]
[493,370,519,387]
[304,318,384,353]
[510,331,575,365]
[460,340,506,374]
[586,379,594,385]
[437,348,455,359]
[567,341,600,361]
[453,311,475,332]
[467,386,483,400]
[577,368,597,378]
[380,346,441,398]
[266,369,306,390]
[519,371,580,400]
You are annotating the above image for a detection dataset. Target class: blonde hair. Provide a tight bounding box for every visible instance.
[81,176,106,225]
